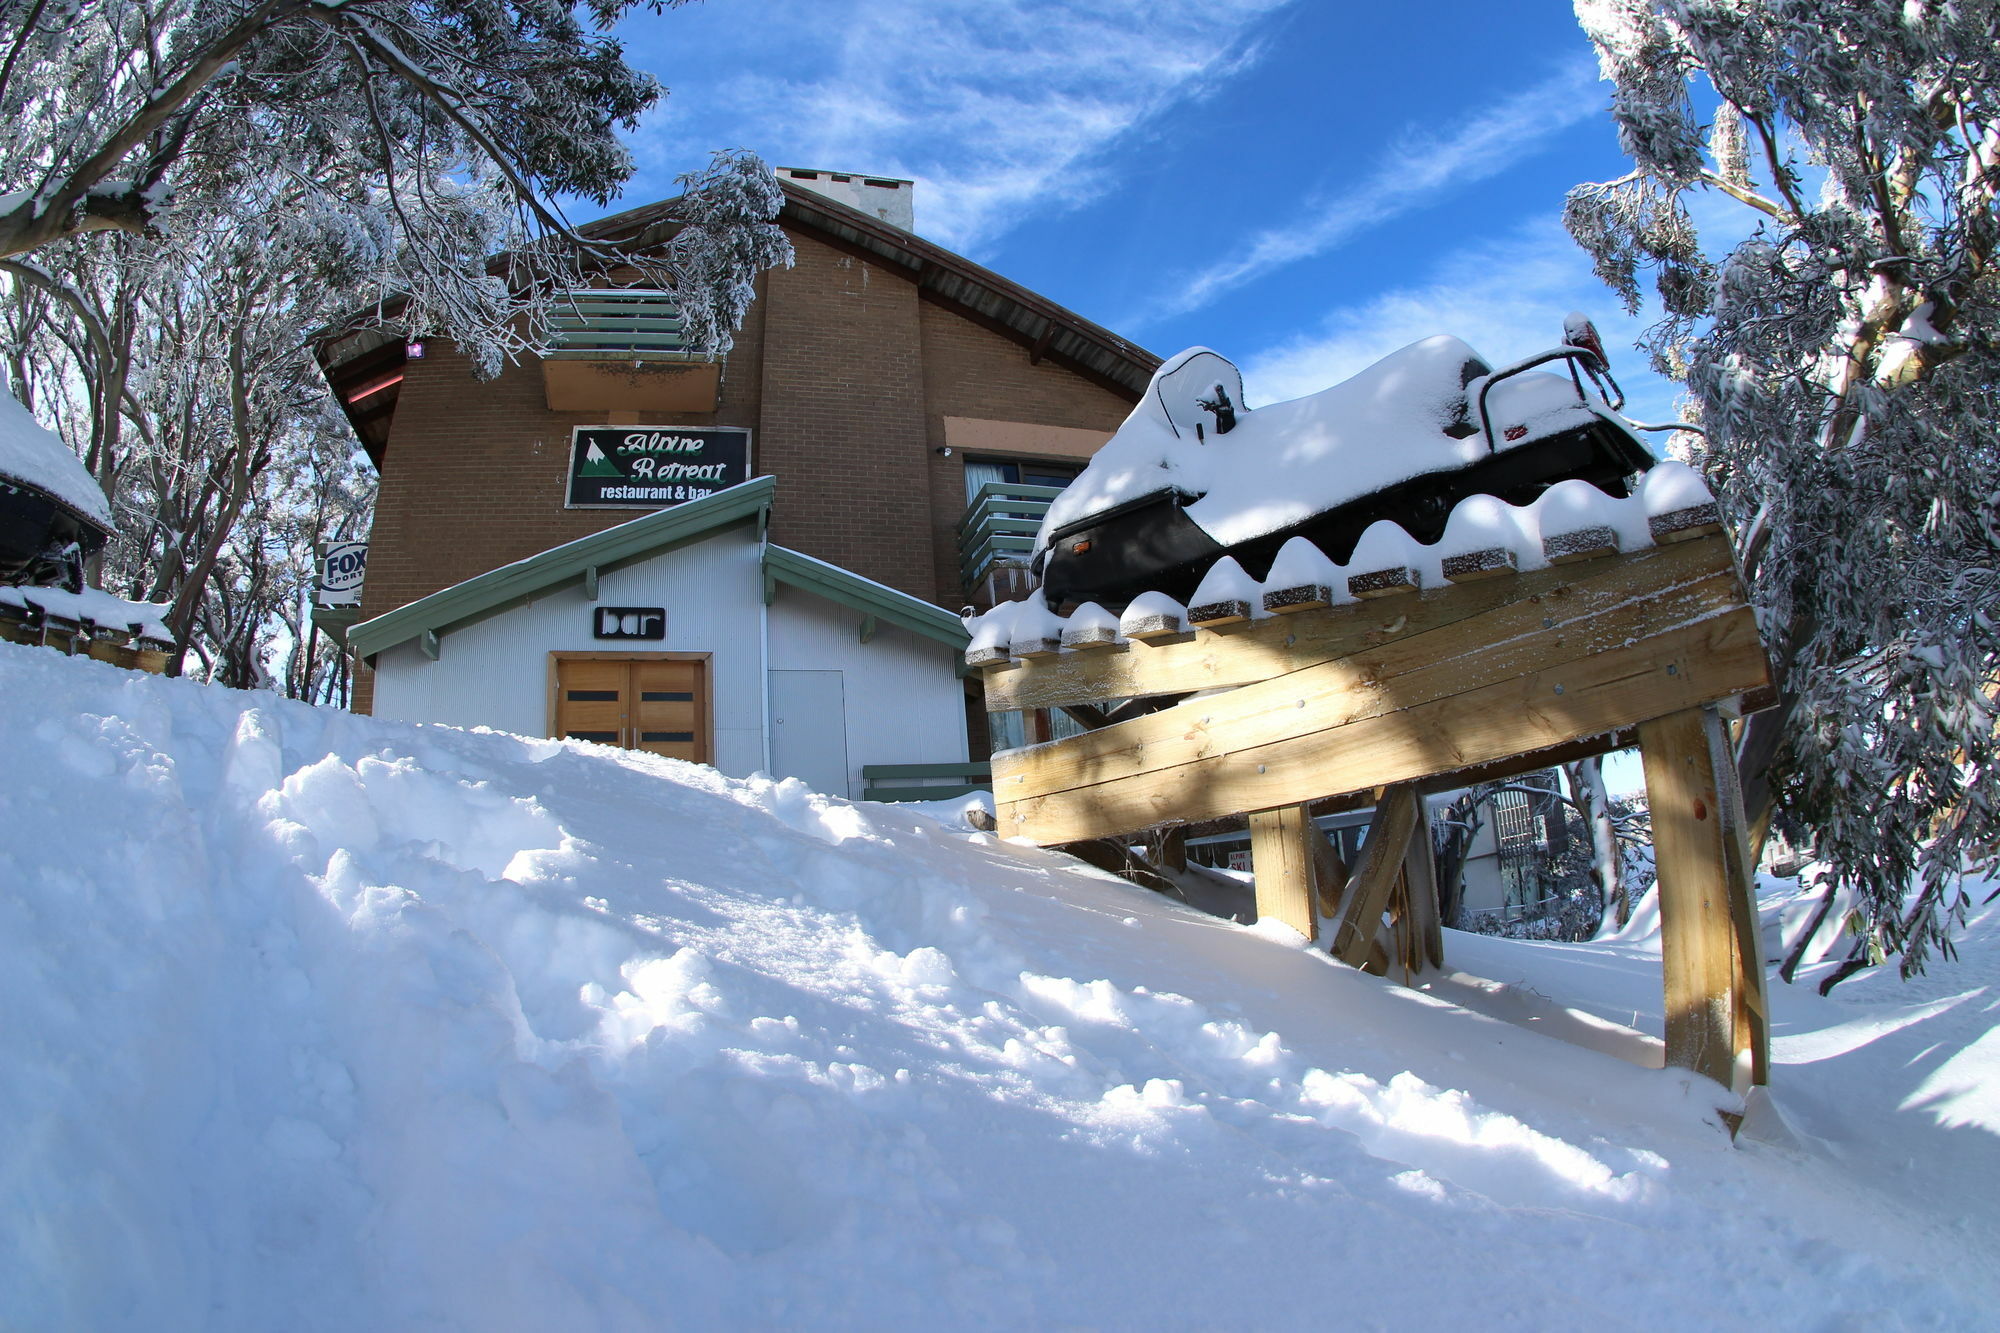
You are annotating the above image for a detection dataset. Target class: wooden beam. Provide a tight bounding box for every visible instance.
[1701,702,1771,1086]
[994,598,1768,845]
[981,535,1737,712]
[1332,787,1420,966]
[1638,707,1746,1091]
[1311,828,1349,918]
[1249,805,1319,941]
[1402,810,1445,971]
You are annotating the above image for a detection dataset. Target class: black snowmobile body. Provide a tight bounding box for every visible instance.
[1034,341,1656,612]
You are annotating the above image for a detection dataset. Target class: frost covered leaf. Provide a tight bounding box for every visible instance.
[1569,0,2000,979]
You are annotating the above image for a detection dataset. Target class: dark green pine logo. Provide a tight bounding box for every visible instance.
[577,440,625,478]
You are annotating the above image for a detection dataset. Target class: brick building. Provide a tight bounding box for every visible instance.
[315,172,1159,782]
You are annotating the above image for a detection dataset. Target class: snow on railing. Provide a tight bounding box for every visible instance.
[965,462,1721,667]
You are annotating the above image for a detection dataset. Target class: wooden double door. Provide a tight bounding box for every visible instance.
[551,653,710,763]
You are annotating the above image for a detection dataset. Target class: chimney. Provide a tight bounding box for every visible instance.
[777,167,915,232]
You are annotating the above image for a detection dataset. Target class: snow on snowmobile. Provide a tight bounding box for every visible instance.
[1031,317,1656,612]
[0,387,114,592]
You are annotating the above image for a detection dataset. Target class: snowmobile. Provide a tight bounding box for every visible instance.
[1031,318,1656,611]
[0,389,114,592]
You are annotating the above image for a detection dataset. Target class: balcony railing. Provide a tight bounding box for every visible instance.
[861,762,993,802]
[546,290,702,362]
[958,482,1062,593]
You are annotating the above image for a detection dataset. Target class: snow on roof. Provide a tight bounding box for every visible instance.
[0,389,113,530]
[0,583,172,641]
[976,463,1714,649]
[1038,336,1631,551]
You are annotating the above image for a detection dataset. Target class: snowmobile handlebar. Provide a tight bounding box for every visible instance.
[1474,346,1626,450]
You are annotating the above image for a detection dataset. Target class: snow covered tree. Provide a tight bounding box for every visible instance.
[2,0,790,687]
[1567,0,2000,981]
[0,0,790,363]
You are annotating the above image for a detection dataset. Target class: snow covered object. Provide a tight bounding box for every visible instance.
[1033,324,1655,609]
[0,388,113,591]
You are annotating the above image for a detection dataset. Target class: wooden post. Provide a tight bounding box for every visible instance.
[1639,706,1764,1092]
[1311,832,1349,919]
[1332,786,1421,967]
[1401,810,1445,971]
[1703,704,1772,1087]
[1249,804,1320,941]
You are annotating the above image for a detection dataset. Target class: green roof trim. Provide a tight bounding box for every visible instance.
[350,476,776,660]
[762,544,969,650]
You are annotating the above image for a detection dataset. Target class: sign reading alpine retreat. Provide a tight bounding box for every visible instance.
[566,425,751,508]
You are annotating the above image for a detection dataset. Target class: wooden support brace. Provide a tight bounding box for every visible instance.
[1249,804,1320,941]
[1332,786,1420,967]
[1703,702,1772,1087]
[1311,831,1349,919]
[583,565,599,601]
[1639,706,1769,1093]
[1402,810,1445,971]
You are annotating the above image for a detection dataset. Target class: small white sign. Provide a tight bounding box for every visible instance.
[317,541,367,606]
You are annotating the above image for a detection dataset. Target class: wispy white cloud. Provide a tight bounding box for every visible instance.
[1235,215,1682,428]
[627,0,1291,253]
[1128,58,1607,327]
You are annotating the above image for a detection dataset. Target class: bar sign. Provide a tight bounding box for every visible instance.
[593,607,665,640]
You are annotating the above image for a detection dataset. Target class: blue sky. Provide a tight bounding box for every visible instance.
[598,0,1685,425]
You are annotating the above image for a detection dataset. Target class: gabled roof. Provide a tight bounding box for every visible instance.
[762,544,968,649]
[349,477,775,661]
[317,179,1160,466]
[590,181,1160,400]
[347,476,968,662]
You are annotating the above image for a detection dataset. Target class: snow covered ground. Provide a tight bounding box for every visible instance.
[5,639,1996,1331]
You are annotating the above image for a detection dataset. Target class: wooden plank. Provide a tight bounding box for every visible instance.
[861,762,994,780]
[1249,805,1319,941]
[997,606,1767,844]
[1650,502,1723,543]
[1544,525,1620,564]
[996,562,1755,812]
[1311,829,1349,917]
[1188,599,1253,627]
[1442,547,1517,582]
[1701,702,1772,1086]
[1332,788,1420,966]
[981,534,1737,711]
[1348,566,1420,598]
[1264,583,1334,614]
[1402,809,1445,971]
[1638,707,1742,1091]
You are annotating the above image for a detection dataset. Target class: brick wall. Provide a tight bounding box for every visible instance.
[360,297,765,625]
[349,219,1143,729]
[918,301,1133,609]
[757,233,936,598]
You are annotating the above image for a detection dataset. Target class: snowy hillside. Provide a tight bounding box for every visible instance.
[5,639,1997,1331]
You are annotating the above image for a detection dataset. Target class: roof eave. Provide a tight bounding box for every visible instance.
[763,544,969,650]
[350,476,777,661]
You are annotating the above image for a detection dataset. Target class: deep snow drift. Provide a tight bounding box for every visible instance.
[5,640,1997,1331]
